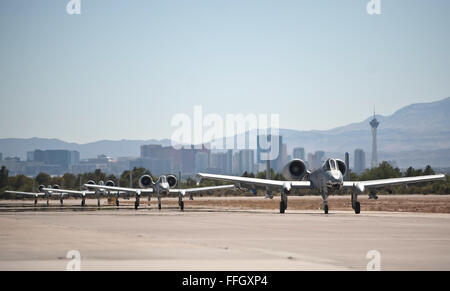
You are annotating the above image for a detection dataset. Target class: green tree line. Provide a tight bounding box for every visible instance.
[1,162,449,198]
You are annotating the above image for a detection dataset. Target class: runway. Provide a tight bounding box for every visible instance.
[0,199,449,270]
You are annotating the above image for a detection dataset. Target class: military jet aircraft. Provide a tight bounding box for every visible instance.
[86,174,235,210]
[42,180,121,207]
[5,184,76,206]
[3,180,118,207]
[198,158,446,214]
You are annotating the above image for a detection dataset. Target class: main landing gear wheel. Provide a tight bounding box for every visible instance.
[116,199,119,207]
[179,201,184,211]
[158,200,162,210]
[97,200,101,208]
[81,200,85,207]
[134,201,139,209]
[354,202,361,214]
[280,200,286,214]
[324,204,329,214]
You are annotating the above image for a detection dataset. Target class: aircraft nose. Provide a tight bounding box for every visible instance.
[330,171,342,183]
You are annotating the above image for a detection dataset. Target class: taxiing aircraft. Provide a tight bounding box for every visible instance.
[3,180,118,207]
[198,158,446,214]
[5,184,72,206]
[86,174,235,210]
[42,180,120,207]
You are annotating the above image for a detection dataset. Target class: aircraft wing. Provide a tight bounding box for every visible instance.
[4,191,44,196]
[169,184,235,196]
[197,173,311,189]
[83,184,154,194]
[343,174,446,189]
[41,188,96,197]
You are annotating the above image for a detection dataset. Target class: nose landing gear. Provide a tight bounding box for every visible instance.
[179,195,184,211]
[135,194,140,209]
[280,190,288,214]
[352,188,361,214]
[324,201,329,214]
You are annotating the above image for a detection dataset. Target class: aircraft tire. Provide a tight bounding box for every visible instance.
[354,202,360,214]
[280,201,285,214]
[324,204,328,214]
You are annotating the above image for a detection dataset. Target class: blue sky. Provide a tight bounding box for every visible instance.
[0,0,449,143]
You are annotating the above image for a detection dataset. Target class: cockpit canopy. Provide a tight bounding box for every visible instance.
[158,176,167,184]
[323,158,338,171]
[323,158,347,175]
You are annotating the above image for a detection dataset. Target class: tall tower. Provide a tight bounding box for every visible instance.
[369,110,379,168]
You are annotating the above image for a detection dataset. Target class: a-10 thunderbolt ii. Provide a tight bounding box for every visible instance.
[86,173,235,210]
[3,180,118,207]
[198,158,446,214]
[41,180,123,207]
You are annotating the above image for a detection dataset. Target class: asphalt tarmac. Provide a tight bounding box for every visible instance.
[0,198,449,270]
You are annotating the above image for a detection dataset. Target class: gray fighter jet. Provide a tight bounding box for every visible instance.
[4,184,86,206]
[41,180,119,207]
[86,174,235,210]
[198,158,446,214]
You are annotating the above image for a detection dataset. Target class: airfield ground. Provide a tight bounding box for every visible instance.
[0,195,449,270]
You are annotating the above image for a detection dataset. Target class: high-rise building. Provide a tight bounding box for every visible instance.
[370,111,379,168]
[293,147,305,160]
[210,152,228,174]
[307,153,313,170]
[307,150,325,170]
[344,152,350,181]
[239,149,254,174]
[31,149,79,170]
[0,152,2,161]
[181,147,195,174]
[226,149,233,174]
[26,151,34,162]
[257,135,282,166]
[194,152,209,173]
[314,151,325,169]
[232,152,240,175]
[354,149,366,174]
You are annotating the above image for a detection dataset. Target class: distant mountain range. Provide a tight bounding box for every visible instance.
[278,96,450,154]
[0,97,449,168]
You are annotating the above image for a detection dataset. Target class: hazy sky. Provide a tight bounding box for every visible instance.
[0,0,449,143]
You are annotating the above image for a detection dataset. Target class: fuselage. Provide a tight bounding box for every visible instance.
[308,158,344,194]
[154,175,170,195]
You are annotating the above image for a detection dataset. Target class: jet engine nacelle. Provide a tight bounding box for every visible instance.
[283,159,307,181]
[335,159,347,176]
[167,175,177,188]
[38,185,46,192]
[52,184,60,189]
[85,180,96,191]
[105,180,115,187]
[139,175,154,189]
